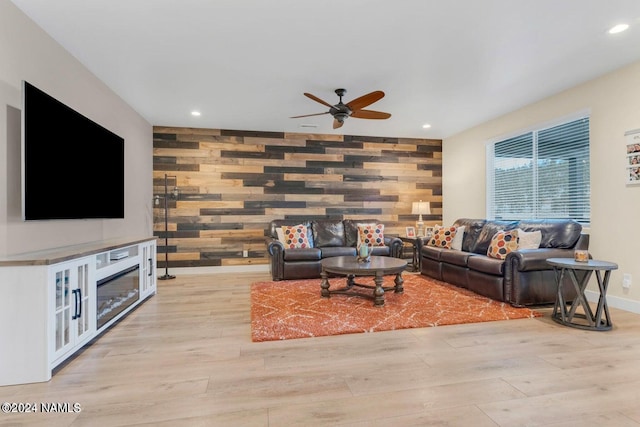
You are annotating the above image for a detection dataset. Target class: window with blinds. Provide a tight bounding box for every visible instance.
[486,116,590,225]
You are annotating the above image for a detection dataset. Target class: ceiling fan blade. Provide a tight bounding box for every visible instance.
[290,112,330,119]
[304,93,334,109]
[333,119,344,129]
[350,109,391,120]
[346,91,385,111]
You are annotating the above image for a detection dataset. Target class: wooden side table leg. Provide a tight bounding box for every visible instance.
[320,269,330,298]
[566,269,595,327]
[553,267,567,323]
[373,272,385,307]
[594,270,613,329]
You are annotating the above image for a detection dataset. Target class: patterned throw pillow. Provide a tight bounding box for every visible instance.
[281,224,311,249]
[357,224,385,246]
[487,229,520,260]
[428,226,457,248]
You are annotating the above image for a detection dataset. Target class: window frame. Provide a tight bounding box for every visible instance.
[485,111,591,226]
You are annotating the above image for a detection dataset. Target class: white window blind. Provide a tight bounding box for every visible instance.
[487,116,590,225]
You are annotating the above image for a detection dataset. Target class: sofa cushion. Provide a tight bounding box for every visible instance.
[428,226,458,248]
[312,220,346,247]
[421,245,444,261]
[467,255,505,275]
[320,246,356,258]
[282,224,312,249]
[440,250,473,267]
[358,223,385,246]
[487,229,520,260]
[470,220,519,255]
[370,245,391,256]
[283,247,322,261]
[453,219,486,252]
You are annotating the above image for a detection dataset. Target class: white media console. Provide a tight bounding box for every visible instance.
[0,237,157,386]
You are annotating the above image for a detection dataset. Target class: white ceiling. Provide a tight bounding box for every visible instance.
[10,0,640,139]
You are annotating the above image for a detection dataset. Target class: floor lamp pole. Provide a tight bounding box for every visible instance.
[158,173,176,280]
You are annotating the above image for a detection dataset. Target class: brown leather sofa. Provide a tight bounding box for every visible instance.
[420,218,589,306]
[266,219,403,280]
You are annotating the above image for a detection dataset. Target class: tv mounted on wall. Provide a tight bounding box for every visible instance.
[22,81,125,220]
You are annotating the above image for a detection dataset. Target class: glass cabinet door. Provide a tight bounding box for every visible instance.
[51,259,93,363]
[76,264,91,341]
[54,268,72,354]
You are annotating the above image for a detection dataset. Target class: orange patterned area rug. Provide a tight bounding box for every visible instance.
[250,274,542,342]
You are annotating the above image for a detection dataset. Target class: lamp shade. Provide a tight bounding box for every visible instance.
[411,201,431,215]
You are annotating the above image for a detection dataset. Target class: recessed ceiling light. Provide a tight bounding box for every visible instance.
[422,123,432,129]
[191,111,201,116]
[608,24,629,34]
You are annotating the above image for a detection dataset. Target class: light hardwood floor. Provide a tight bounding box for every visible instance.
[2,271,640,426]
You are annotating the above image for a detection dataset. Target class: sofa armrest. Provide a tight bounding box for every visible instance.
[506,248,577,272]
[385,236,404,258]
[266,237,285,280]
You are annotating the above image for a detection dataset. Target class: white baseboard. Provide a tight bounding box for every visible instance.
[585,289,640,314]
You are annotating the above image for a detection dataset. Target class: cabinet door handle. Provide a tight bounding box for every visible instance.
[76,288,82,319]
[71,289,79,320]
[148,257,153,277]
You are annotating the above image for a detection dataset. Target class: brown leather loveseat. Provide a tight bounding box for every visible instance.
[420,218,589,306]
[267,219,403,281]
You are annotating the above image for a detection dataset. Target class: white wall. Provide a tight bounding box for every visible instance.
[0,2,153,257]
[443,60,640,308]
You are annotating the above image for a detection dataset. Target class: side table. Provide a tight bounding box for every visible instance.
[399,236,424,272]
[547,257,618,331]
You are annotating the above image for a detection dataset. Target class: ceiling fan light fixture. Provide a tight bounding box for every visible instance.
[334,112,349,122]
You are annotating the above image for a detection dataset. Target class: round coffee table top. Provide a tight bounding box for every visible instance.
[321,255,407,275]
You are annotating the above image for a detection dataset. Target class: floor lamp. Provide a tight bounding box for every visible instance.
[154,174,179,280]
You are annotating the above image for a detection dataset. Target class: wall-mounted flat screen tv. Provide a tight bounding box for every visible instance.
[22,81,125,220]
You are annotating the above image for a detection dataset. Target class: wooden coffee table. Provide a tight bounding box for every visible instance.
[320,256,407,306]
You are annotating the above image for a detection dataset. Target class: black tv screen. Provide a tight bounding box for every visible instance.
[22,81,125,220]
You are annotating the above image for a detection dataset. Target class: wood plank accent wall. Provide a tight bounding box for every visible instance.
[153,127,442,269]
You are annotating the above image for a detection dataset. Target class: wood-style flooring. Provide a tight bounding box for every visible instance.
[2,271,640,426]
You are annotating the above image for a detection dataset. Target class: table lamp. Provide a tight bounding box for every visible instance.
[411,200,431,237]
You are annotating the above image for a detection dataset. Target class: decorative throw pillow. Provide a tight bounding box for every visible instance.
[451,225,466,251]
[428,226,457,249]
[357,223,385,246]
[516,228,542,249]
[275,227,286,243]
[487,229,519,260]
[281,224,311,249]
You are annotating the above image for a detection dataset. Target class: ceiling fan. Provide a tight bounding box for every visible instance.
[291,88,391,129]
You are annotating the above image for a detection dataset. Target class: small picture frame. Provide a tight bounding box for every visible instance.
[405,227,416,238]
[425,226,434,238]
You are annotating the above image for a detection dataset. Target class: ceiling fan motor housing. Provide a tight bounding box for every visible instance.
[330,107,352,122]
